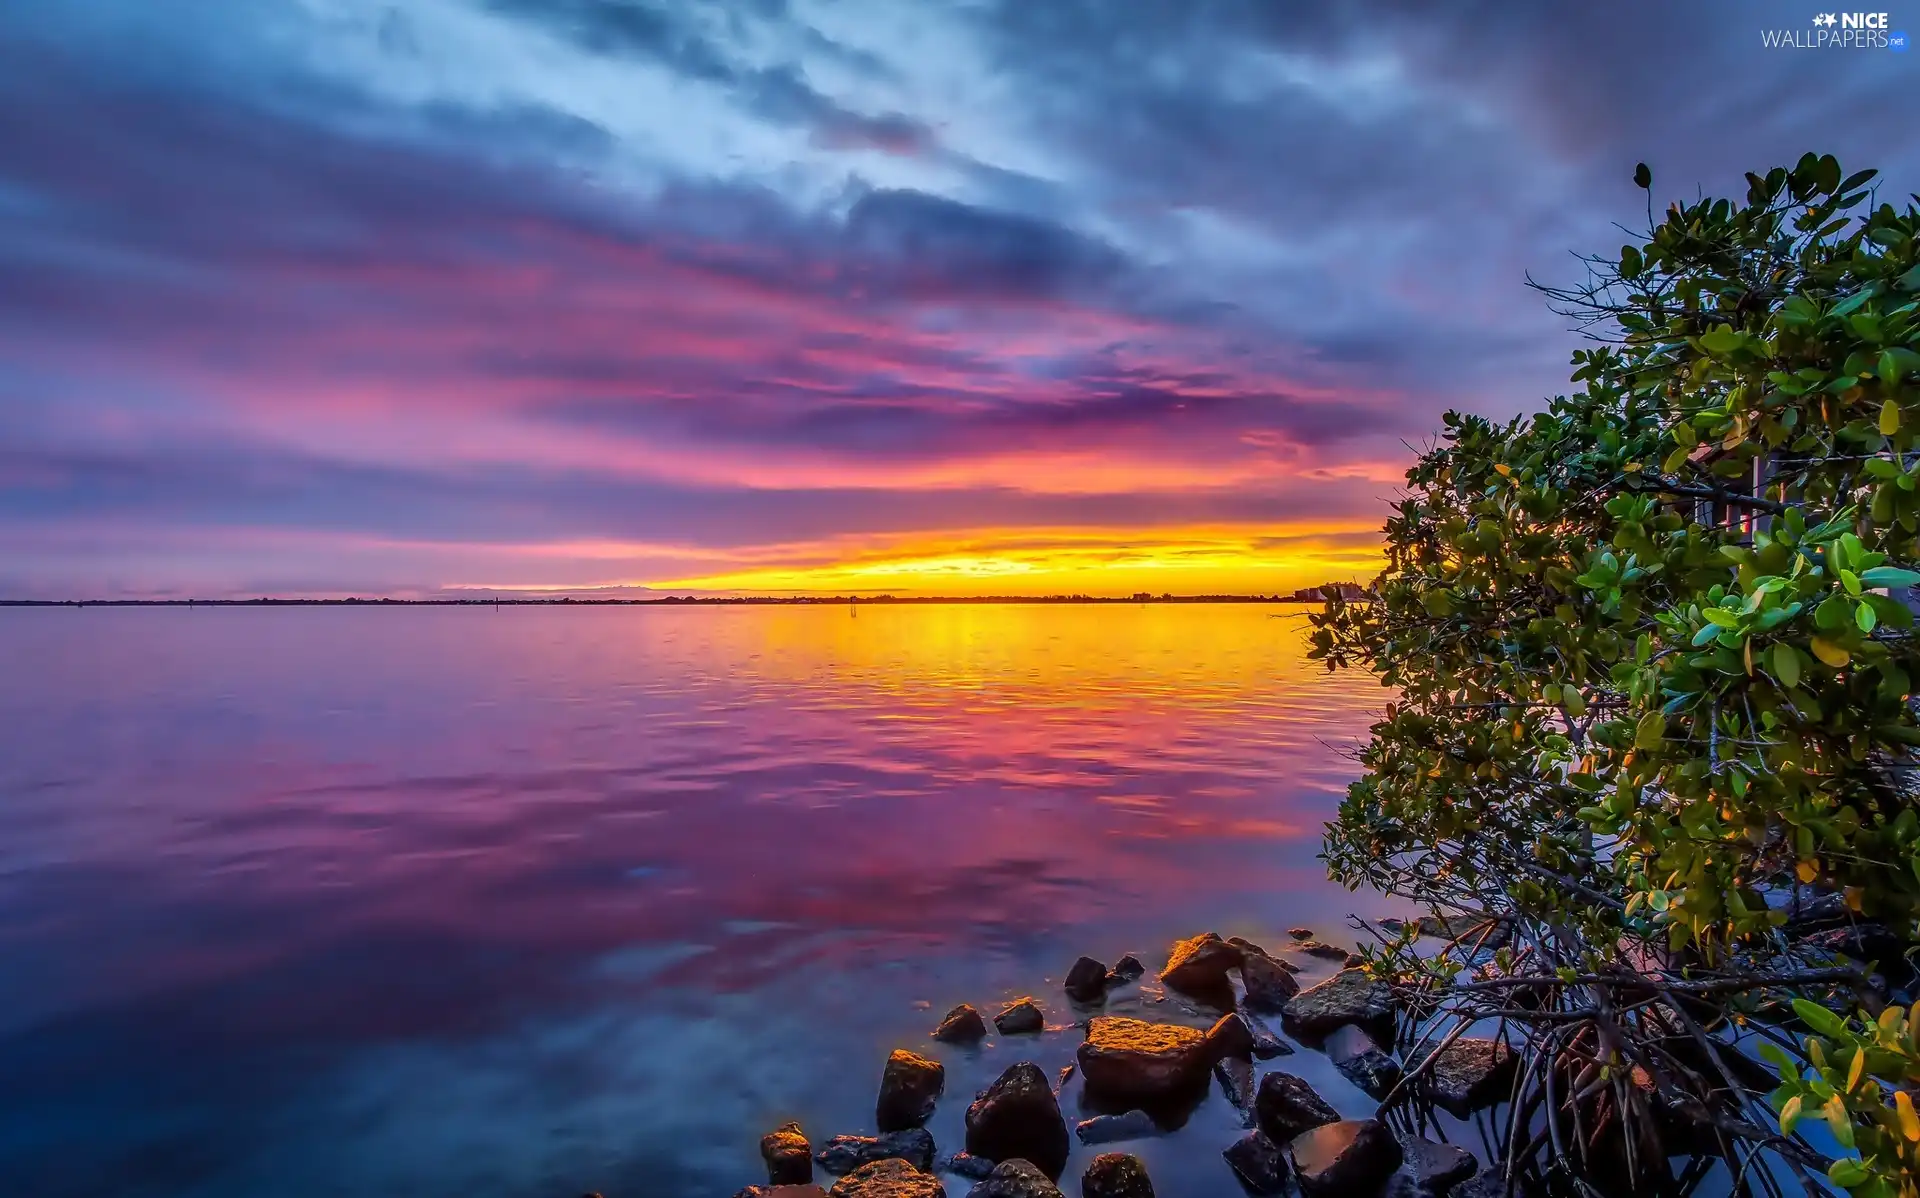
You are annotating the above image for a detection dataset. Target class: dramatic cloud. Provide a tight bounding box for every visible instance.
[0,0,1914,596]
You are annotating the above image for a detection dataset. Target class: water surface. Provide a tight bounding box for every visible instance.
[0,604,1395,1197]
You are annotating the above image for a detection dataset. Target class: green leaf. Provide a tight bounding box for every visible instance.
[1827,1159,1869,1188]
[1633,711,1666,751]
[1886,350,1909,387]
[1860,566,1920,589]
[1793,998,1849,1039]
[1772,643,1801,689]
[1857,602,1878,634]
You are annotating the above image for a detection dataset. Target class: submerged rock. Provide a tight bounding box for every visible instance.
[1066,956,1110,1002]
[936,1155,996,1182]
[877,1050,946,1132]
[1289,941,1351,962]
[994,998,1045,1035]
[1253,1072,1340,1143]
[1237,1009,1295,1059]
[934,1004,988,1044]
[1203,1011,1256,1062]
[1288,1120,1403,1198]
[1419,1038,1516,1117]
[1325,1025,1400,1098]
[1074,1109,1159,1145]
[1222,1130,1290,1195]
[1238,951,1301,1011]
[817,1130,937,1176]
[1398,1132,1478,1193]
[1076,1016,1211,1106]
[1105,955,1147,986]
[963,1159,1061,1198]
[1161,932,1244,994]
[1082,1152,1155,1198]
[1281,969,1396,1040]
[763,1121,814,1185]
[828,1158,946,1198]
[1213,1056,1257,1124]
[964,1062,1069,1180]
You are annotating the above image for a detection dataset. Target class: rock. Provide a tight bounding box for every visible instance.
[1452,1167,1526,1198]
[1073,1109,1158,1145]
[1055,1063,1075,1091]
[1065,956,1109,1002]
[937,1155,996,1182]
[1226,936,1272,958]
[877,1050,946,1132]
[1289,941,1351,961]
[1214,1056,1257,1124]
[1222,1130,1290,1195]
[1398,1132,1477,1194]
[1076,1016,1211,1106]
[1288,928,1314,940]
[1160,932,1243,994]
[1376,917,1406,932]
[1343,954,1365,968]
[1105,955,1147,986]
[1419,1038,1516,1117]
[1082,1152,1155,1198]
[1325,1025,1400,1098]
[994,998,1045,1035]
[1254,1072,1339,1143]
[962,1159,1061,1198]
[1238,1009,1295,1059]
[817,1130,938,1176]
[1288,1120,1403,1198]
[964,1062,1069,1180]
[1239,951,1301,1011]
[1204,1011,1256,1061]
[1416,913,1510,950]
[764,1121,814,1185]
[1281,969,1396,1040]
[934,1004,988,1044]
[735,1187,830,1198]
[828,1158,946,1198]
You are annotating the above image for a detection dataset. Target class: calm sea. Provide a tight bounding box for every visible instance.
[0,604,1399,1197]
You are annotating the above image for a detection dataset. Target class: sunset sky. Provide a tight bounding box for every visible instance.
[2,1,1914,598]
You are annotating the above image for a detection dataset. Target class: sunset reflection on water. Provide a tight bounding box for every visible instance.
[0,604,1394,1197]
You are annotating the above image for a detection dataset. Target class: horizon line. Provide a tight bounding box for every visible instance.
[0,593,1364,608]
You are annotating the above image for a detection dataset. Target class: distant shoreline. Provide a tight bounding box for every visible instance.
[1,595,1329,608]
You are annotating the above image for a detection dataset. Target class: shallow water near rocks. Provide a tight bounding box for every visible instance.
[0,603,1421,1197]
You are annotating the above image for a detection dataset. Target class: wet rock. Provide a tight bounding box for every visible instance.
[1398,1132,1477,1194]
[1416,913,1510,950]
[1419,1038,1516,1117]
[1222,1130,1290,1195]
[1161,932,1244,994]
[1105,955,1147,986]
[1452,1167,1527,1198]
[1073,1109,1158,1145]
[878,1050,946,1132]
[1055,1063,1075,1091]
[1239,951,1301,1011]
[1204,1011,1257,1062]
[934,1004,988,1044]
[1226,936,1272,958]
[937,1155,996,1182]
[1375,917,1407,933]
[1254,1072,1339,1143]
[964,1062,1069,1180]
[1287,1120,1402,1198]
[1076,1016,1211,1106]
[963,1159,1061,1198]
[1343,954,1365,968]
[1281,969,1396,1040]
[994,998,1045,1035]
[1066,956,1109,1002]
[735,1187,830,1198]
[828,1158,946,1198]
[1289,941,1351,962]
[1325,1025,1400,1099]
[1082,1152,1155,1198]
[1288,928,1314,940]
[1214,1056,1257,1124]
[817,1130,937,1176]
[1238,1009,1295,1059]
[763,1121,814,1185]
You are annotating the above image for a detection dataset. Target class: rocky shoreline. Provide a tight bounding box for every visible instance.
[657,928,1521,1198]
